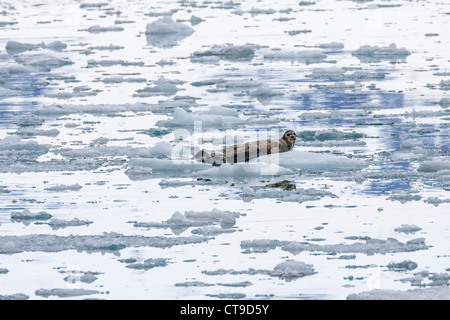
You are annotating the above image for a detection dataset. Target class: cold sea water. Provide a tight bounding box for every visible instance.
[0,0,450,300]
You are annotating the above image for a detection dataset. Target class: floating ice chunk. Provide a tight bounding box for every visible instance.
[0,232,208,254]
[79,2,109,8]
[100,76,147,84]
[249,84,283,98]
[45,184,82,192]
[125,258,169,270]
[190,15,204,26]
[145,16,194,47]
[133,209,238,235]
[15,128,60,137]
[48,218,93,230]
[198,162,293,177]
[191,44,256,62]
[146,16,194,35]
[270,260,316,279]
[175,281,214,287]
[0,293,29,300]
[306,67,385,81]
[387,260,418,271]
[5,40,66,55]
[352,43,410,62]
[347,287,450,300]
[146,142,174,159]
[241,237,429,255]
[6,41,41,55]
[43,41,67,51]
[417,158,450,172]
[317,42,344,49]
[0,136,49,154]
[200,106,239,117]
[156,107,244,128]
[0,87,25,99]
[439,80,450,91]
[388,190,421,204]
[255,150,366,172]
[87,59,144,67]
[35,288,100,298]
[439,98,450,108]
[85,25,124,33]
[424,197,450,206]
[264,49,327,64]
[134,77,183,97]
[217,79,262,90]
[241,186,336,203]
[297,129,365,142]
[33,103,156,116]
[11,209,52,221]
[14,51,73,72]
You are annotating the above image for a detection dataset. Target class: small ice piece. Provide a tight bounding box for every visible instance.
[175,281,214,287]
[388,190,421,204]
[387,260,418,271]
[5,40,66,55]
[256,150,366,172]
[45,184,82,192]
[439,80,450,91]
[0,293,29,300]
[14,51,73,72]
[191,44,256,62]
[347,287,450,300]
[0,232,208,254]
[264,49,327,64]
[11,209,52,221]
[417,159,450,172]
[134,77,183,97]
[133,208,238,235]
[352,43,411,63]
[249,84,283,98]
[270,260,316,279]
[424,197,450,207]
[48,218,93,230]
[6,41,41,55]
[43,41,67,51]
[125,258,169,271]
[0,87,26,99]
[85,25,124,33]
[35,288,100,298]
[198,162,293,177]
[317,42,344,49]
[439,98,450,108]
[15,128,60,137]
[394,224,422,234]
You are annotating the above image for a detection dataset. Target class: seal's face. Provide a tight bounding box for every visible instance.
[283,130,296,142]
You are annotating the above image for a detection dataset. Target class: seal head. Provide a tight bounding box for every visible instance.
[282,130,296,150]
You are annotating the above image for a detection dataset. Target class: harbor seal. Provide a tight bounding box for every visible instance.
[194,130,296,165]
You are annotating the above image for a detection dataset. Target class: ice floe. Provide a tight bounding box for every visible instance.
[347,287,450,300]
[352,43,411,63]
[0,232,208,254]
[263,49,327,64]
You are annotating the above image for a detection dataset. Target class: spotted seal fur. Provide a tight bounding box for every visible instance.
[194,130,296,166]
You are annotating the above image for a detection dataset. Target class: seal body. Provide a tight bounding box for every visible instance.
[194,130,296,165]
